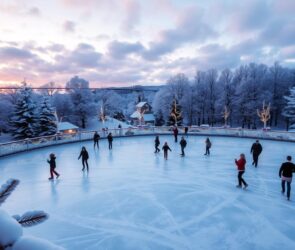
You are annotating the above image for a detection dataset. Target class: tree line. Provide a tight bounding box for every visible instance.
[153,62,295,129]
[1,62,295,140]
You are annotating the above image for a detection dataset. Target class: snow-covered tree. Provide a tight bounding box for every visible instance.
[95,90,124,118]
[206,69,219,125]
[193,71,208,125]
[283,87,295,130]
[38,97,57,136]
[10,88,38,139]
[0,95,13,133]
[52,93,73,122]
[66,76,96,128]
[218,69,235,126]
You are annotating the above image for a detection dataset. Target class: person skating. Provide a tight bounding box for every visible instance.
[78,146,89,171]
[180,136,187,156]
[173,126,179,142]
[47,153,60,180]
[235,153,248,189]
[93,131,100,149]
[250,140,263,167]
[204,138,212,155]
[279,156,295,201]
[162,142,172,160]
[184,127,189,136]
[154,136,160,153]
[107,132,113,149]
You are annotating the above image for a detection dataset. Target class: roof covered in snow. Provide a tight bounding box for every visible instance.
[57,122,79,131]
[136,102,148,108]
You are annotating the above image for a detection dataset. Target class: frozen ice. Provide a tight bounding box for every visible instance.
[1,135,295,250]
[12,236,64,250]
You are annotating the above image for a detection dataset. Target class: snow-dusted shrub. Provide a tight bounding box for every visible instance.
[0,179,64,250]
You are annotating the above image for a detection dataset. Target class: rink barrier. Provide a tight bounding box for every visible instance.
[0,126,295,157]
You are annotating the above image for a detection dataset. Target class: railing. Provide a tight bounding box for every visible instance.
[0,126,294,157]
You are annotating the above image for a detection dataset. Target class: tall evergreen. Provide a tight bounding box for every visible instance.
[38,97,57,136]
[10,87,37,139]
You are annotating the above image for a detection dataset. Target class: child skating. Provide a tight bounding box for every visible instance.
[47,153,60,180]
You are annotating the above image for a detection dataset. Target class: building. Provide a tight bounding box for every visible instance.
[130,102,155,125]
[57,122,79,134]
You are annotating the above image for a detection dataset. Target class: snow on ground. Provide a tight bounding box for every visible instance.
[0,135,295,250]
[84,117,129,131]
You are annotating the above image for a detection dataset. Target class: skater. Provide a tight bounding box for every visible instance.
[235,153,248,189]
[184,127,189,136]
[154,135,160,153]
[204,138,212,155]
[173,126,179,142]
[180,136,187,156]
[78,146,89,171]
[107,132,113,149]
[118,124,122,136]
[93,131,100,149]
[250,140,263,167]
[162,142,172,160]
[279,156,295,200]
[47,153,60,180]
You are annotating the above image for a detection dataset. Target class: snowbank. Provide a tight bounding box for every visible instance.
[0,209,22,247]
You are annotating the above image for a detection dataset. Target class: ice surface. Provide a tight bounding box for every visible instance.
[1,135,295,250]
[12,236,64,250]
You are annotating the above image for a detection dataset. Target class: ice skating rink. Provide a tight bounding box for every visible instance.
[1,135,295,250]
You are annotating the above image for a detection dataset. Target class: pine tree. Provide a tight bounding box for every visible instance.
[10,87,37,139]
[38,97,57,136]
[283,87,295,129]
[168,99,182,126]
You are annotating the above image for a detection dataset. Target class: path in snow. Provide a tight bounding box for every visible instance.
[0,135,295,250]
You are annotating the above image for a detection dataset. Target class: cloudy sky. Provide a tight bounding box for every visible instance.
[0,0,295,87]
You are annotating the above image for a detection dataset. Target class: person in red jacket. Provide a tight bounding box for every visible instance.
[235,153,248,189]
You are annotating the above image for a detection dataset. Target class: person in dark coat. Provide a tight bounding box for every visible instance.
[47,153,60,180]
[235,153,248,189]
[78,146,89,171]
[250,140,263,167]
[184,127,189,136]
[173,127,179,142]
[204,138,212,155]
[107,132,113,149]
[279,156,295,200]
[180,136,187,156]
[93,131,100,149]
[154,136,160,153]
[162,142,172,160]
